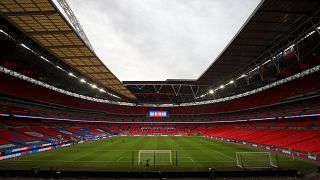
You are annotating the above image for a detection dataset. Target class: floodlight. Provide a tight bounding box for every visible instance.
[229,80,234,84]
[91,84,97,89]
[56,66,63,70]
[80,79,86,83]
[239,74,246,79]
[220,85,224,89]
[209,89,214,94]
[40,56,51,63]
[20,43,30,50]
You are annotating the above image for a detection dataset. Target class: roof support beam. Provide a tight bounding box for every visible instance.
[220,9,320,86]
[189,85,199,98]
[172,85,182,96]
[180,94,188,103]
[245,74,250,85]
[309,19,320,36]
[57,0,95,53]
[153,85,163,93]
[136,85,145,90]
[257,66,264,81]
[272,59,281,74]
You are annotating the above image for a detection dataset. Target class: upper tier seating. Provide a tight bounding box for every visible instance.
[0,69,320,115]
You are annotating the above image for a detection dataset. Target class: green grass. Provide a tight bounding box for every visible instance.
[0,136,318,173]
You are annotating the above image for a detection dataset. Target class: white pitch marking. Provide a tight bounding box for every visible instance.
[188,157,194,162]
[116,157,123,162]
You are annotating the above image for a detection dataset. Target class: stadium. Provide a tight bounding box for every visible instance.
[0,0,320,179]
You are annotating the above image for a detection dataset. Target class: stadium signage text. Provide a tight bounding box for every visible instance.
[148,111,168,118]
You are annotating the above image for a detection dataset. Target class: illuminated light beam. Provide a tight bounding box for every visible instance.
[68,72,77,78]
[284,113,320,119]
[56,66,64,71]
[13,114,89,122]
[12,114,281,124]
[249,117,276,121]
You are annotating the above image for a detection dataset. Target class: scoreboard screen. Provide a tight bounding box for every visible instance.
[148,111,168,118]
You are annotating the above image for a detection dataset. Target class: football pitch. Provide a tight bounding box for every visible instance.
[0,136,318,173]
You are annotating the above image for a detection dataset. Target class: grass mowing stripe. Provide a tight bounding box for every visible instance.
[170,136,203,167]
[108,136,141,165]
[189,137,236,161]
[183,137,234,163]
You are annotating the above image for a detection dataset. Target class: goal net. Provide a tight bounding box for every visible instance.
[138,150,172,166]
[236,152,279,169]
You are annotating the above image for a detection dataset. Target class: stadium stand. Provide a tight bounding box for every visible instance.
[201,119,320,154]
[1,114,320,157]
[0,0,319,178]
[0,128,45,146]
[1,70,320,116]
[1,74,319,159]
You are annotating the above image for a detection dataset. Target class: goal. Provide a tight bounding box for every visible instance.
[236,152,279,169]
[138,150,172,166]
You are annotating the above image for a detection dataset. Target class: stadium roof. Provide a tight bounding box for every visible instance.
[0,0,135,100]
[124,0,320,103]
[197,0,320,85]
[1,0,319,104]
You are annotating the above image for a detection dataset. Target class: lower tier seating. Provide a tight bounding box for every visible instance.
[202,127,320,154]
[0,119,110,153]
[0,117,319,156]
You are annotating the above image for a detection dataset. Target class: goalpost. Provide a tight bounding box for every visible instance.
[138,150,172,166]
[236,152,279,169]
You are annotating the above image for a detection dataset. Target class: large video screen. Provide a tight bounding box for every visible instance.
[148,110,168,118]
